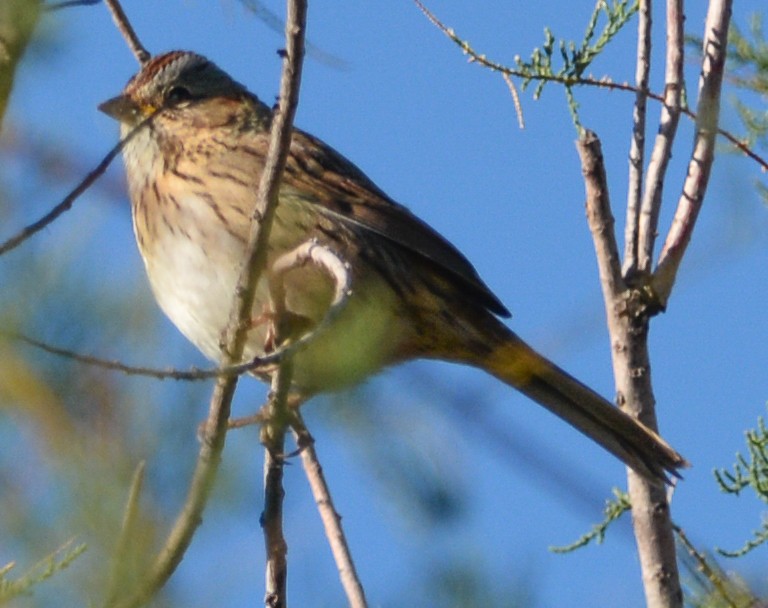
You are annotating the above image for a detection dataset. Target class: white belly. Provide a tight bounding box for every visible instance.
[136,191,408,393]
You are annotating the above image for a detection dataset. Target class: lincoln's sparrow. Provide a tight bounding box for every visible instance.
[99,51,685,482]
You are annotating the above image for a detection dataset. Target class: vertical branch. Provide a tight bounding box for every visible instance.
[578,131,683,608]
[261,362,294,608]
[253,1,307,605]
[106,1,307,606]
[623,0,652,275]
[220,0,307,359]
[636,0,684,273]
[653,0,731,304]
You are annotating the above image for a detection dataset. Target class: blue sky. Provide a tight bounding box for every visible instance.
[3,1,768,606]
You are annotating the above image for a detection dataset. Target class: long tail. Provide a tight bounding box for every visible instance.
[476,331,688,484]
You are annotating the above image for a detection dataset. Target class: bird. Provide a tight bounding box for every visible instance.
[98,50,686,483]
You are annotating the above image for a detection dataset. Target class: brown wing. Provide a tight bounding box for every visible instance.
[282,130,510,318]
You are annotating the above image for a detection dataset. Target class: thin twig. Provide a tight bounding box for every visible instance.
[45,0,100,11]
[653,0,732,306]
[103,0,150,64]
[7,241,350,383]
[636,0,684,274]
[623,0,651,275]
[261,362,293,608]
[259,222,351,608]
[413,0,768,175]
[502,73,525,130]
[292,414,368,608]
[0,122,145,256]
[107,1,308,605]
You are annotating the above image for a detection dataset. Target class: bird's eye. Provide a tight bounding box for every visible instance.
[166,85,194,105]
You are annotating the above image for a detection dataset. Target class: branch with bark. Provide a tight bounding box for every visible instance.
[576,3,732,608]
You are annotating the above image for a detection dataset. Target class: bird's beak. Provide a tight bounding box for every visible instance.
[98,94,144,125]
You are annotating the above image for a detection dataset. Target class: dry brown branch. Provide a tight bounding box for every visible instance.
[103,0,150,64]
[292,415,368,608]
[653,0,732,306]
[259,235,352,608]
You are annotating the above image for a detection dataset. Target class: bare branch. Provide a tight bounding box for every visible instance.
[636,0,684,274]
[292,415,368,608]
[105,1,308,606]
[219,0,306,362]
[623,0,652,275]
[0,117,148,257]
[261,241,351,607]
[261,363,293,608]
[103,0,150,64]
[653,0,732,306]
[578,131,624,300]
[578,128,682,608]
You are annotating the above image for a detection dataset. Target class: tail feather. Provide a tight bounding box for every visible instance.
[480,333,688,484]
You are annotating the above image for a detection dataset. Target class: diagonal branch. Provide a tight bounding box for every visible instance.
[292,414,368,608]
[653,0,732,306]
[0,123,145,256]
[103,0,150,64]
